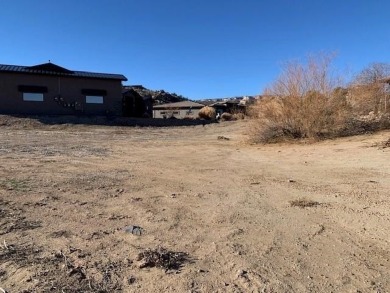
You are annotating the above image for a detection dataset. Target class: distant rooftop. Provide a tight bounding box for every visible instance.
[153,100,205,109]
[0,62,127,81]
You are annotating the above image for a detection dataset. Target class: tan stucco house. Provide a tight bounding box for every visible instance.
[153,101,205,119]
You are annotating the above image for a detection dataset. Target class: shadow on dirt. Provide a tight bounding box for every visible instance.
[0,114,217,128]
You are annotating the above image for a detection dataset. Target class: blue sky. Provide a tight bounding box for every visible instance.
[0,0,389,100]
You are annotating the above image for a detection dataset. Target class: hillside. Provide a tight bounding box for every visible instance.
[123,85,188,105]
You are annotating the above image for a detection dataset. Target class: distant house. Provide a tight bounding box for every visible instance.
[153,101,205,119]
[0,62,127,116]
[209,99,246,115]
[122,88,152,118]
[201,96,255,116]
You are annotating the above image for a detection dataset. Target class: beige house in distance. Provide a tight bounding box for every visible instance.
[153,101,205,119]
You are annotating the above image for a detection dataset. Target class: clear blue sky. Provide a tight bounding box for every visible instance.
[0,0,389,100]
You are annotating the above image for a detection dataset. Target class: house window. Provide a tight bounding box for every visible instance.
[86,95,104,104]
[18,85,47,102]
[23,93,44,102]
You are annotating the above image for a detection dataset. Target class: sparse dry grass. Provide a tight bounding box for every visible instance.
[232,112,245,120]
[136,246,190,272]
[290,198,320,208]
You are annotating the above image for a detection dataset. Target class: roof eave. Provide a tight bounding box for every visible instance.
[0,69,127,81]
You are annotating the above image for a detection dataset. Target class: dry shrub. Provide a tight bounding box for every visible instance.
[137,246,189,272]
[232,112,245,120]
[221,112,233,121]
[249,53,352,143]
[341,113,390,137]
[221,112,245,121]
[198,106,216,120]
[290,198,320,208]
[383,138,390,148]
[345,63,390,131]
[249,55,390,143]
[250,92,351,142]
[350,63,390,115]
[348,84,390,115]
[374,137,390,149]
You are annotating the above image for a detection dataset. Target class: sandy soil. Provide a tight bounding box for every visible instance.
[0,117,389,292]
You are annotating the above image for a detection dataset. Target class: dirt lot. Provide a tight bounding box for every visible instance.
[0,117,390,292]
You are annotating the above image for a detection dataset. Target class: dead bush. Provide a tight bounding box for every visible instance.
[136,246,189,272]
[290,198,320,208]
[221,112,233,121]
[384,138,390,148]
[374,137,390,149]
[348,84,390,116]
[350,63,390,115]
[198,106,216,120]
[249,93,351,143]
[249,52,352,143]
[232,112,245,120]
[340,113,390,137]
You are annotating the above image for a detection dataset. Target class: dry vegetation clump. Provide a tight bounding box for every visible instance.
[250,92,351,142]
[384,138,390,148]
[373,137,390,149]
[198,106,216,120]
[220,112,245,121]
[136,246,189,272]
[0,243,123,292]
[290,198,320,208]
[348,84,389,116]
[232,112,245,120]
[249,53,351,143]
[249,54,390,143]
[349,63,390,116]
[221,112,233,121]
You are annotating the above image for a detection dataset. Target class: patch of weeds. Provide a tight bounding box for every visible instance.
[372,138,390,149]
[217,136,230,140]
[1,243,123,292]
[0,179,29,191]
[0,242,42,265]
[136,246,190,272]
[0,201,41,235]
[47,252,123,292]
[50,230,72,238]
[1,217,41,235]
[290,198,320,208]
[380,138,390,149]
[0,268,6,279]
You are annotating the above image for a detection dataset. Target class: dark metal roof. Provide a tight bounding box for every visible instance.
[0,62,127,81]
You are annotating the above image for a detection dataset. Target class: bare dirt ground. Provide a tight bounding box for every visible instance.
[0,117,389,292]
